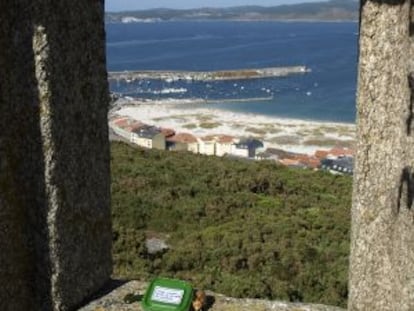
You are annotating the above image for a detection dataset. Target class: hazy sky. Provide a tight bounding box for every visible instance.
[105,0,321,12]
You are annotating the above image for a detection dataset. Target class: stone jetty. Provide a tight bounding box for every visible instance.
[108,66,310,82]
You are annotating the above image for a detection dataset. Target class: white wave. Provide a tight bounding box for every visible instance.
[121,17,161,24]
[152,88,188,95]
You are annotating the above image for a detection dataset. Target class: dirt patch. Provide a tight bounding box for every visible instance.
[246,127,267,135]
[303,138,356,147]
[268,135,301,145]
[183,123,198,129]
[199,122,222,129]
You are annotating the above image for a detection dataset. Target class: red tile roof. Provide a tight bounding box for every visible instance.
[302,158,321,168]
[200,135,216,142]
[168,133,198,144]
[329,147,354,157]
[315,150,329,159]
[112,116,145,132]
[292,154,320,169]
[109,115,125,122]
[160,128,176,138]
[113,117,130,127]
[293,154,310,162]
[216,135,235,143]
[199,134,235,143]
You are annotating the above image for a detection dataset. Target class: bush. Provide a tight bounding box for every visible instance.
[111,142,352,307]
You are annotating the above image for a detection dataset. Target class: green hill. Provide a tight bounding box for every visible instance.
[111,142,351,307]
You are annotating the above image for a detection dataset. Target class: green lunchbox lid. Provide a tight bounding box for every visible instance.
[141,277,193,311]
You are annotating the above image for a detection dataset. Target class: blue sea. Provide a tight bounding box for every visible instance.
[106,21,358,123]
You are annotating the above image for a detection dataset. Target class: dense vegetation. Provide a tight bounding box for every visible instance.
[111,142,352,307]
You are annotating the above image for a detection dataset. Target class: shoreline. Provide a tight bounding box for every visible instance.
[112,98,356,155]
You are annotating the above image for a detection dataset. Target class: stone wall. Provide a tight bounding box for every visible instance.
[349,0,414,310]
[79,280,346,311]
[0,1,111,310]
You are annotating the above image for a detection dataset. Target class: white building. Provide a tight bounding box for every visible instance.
[131,125,166,150]
[230,138,264,158]
[167,133,199,153]
[215,135,236,157]
[110,116,143,141]
[230,144,249,158]
[198,136,216,155]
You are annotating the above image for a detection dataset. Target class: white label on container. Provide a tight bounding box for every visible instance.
[151,286,184,305]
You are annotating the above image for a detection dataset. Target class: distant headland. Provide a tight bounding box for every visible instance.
[105,0,358,23]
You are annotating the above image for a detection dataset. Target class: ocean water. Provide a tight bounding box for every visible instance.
[106,21,358,123]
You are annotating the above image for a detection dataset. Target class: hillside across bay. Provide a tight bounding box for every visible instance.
[106,0,358,22]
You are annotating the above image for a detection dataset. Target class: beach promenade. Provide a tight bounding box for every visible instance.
[111,97,355,155]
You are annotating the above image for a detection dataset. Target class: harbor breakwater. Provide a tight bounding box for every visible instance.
[108,66,310,82]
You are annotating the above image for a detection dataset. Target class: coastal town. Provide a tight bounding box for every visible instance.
[110,101,354,175]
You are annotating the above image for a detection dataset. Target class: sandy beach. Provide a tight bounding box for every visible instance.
[113,98,356,155]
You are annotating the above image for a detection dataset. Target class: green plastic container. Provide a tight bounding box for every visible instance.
[141,277,193,311]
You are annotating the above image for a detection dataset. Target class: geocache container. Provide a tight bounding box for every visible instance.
[141,277,193,311]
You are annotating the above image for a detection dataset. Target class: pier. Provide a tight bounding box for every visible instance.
[108,66,310,82]
[203,96,274,104]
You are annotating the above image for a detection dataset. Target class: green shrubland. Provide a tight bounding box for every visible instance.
[111,142,351,307]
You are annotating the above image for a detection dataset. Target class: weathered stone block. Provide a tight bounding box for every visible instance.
[349,0,414,310]
[0,1,111,310]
